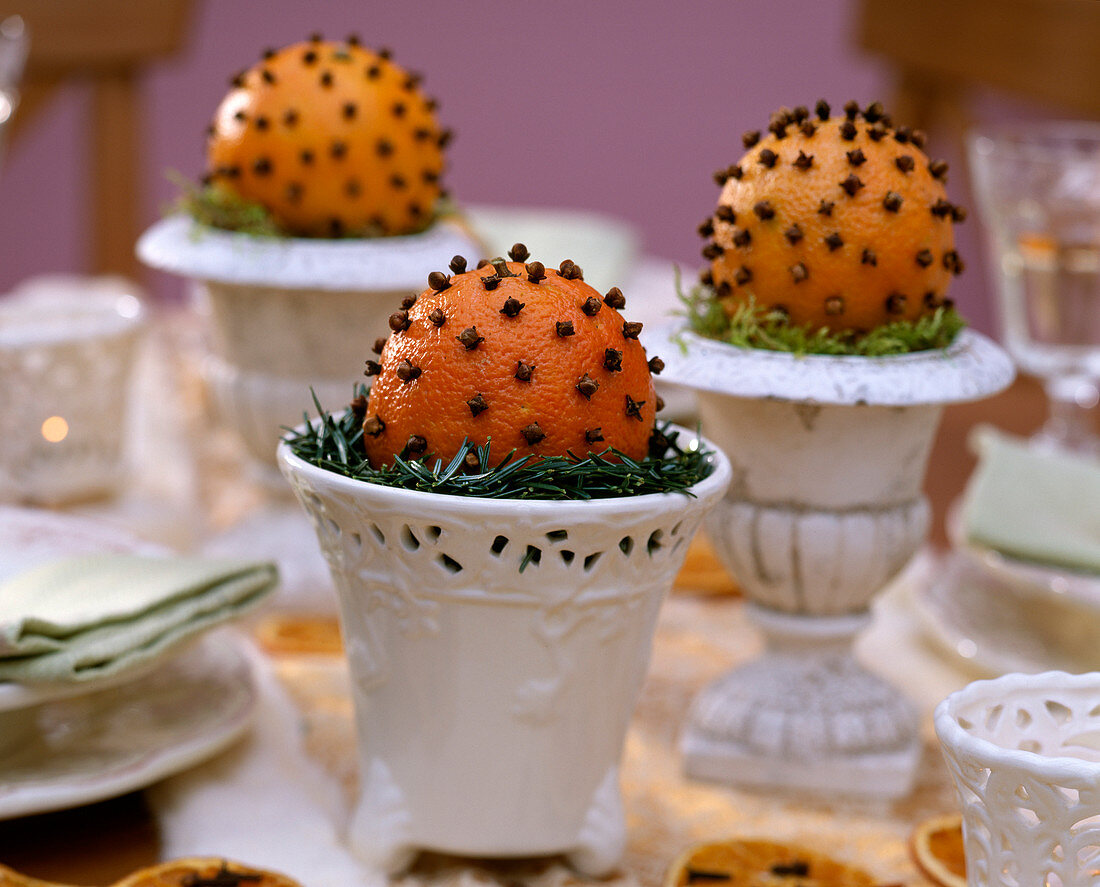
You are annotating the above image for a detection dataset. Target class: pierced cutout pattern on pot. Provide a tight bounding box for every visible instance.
[437,553,462,574]
[337,517,698,581]
[523,545,542,571]
[286,468,721,605]
[937,675,1100,887]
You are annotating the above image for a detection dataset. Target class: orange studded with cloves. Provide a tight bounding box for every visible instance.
[361,245,661,467]
[205,36,449,237]
[701,100,965,332]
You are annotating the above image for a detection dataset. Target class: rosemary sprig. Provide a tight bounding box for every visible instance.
[284,389,714,500]
[676,271,965,356]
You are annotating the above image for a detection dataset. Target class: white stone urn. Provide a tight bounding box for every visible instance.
[137,215,479,466]
[661,328,1014,799]
[278,430,731,875]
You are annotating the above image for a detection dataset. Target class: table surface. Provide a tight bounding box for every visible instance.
[0,358,1084,885]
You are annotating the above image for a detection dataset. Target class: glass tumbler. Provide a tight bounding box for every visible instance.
[969,122,1100,455]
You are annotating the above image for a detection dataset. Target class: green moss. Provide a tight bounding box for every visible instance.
[168,173,282,237]
[166,172,455,239]
[677,271,965,356]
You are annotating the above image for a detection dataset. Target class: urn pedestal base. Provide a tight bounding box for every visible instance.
[661,328,1016,800]
[681,606,920,800]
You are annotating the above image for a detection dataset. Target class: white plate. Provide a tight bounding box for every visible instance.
[464,204,640,296]
[0,645,190,714]
[0,628,257,820]
[0,505,166,583]
[625,259,700,423]
[956,536,1100,612]
[0,506,176,711]
[913,553,1100,676]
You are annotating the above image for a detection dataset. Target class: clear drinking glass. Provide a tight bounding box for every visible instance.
[969,122,1100,455]
[0,15,27,171]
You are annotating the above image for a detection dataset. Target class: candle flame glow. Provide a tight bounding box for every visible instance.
[41,416,69,443]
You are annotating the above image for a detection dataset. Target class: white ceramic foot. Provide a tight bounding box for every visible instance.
[348,757,417,875]
[682,606,920,800]
[565,766,625,877]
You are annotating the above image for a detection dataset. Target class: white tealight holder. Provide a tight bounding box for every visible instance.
[936,671,1100,887]
[137,215,481,467]
[0,278,146,505]
[661,328,1014,799]
[278,429,731,876]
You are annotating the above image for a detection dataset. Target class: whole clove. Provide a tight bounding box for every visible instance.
[456,326,484,349]
[396,359,422,383]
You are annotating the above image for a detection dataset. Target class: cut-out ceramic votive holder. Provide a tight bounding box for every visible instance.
[278,428,731,876]
[0,277,145,505]
[935,671,1100,887]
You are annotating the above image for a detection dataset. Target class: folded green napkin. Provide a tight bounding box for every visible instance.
[0,555,278,683]
[961,428,1100,575]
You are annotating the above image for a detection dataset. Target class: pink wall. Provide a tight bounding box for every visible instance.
[0,1,1004,330]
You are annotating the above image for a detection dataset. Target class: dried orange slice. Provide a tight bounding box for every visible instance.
[113,858,302,887]
[664,838,877,887]
[910,813,966,887]
[254,614,343,656]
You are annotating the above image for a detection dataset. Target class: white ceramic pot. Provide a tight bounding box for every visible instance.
[935,671,1100,887]
[661,328,1015,799]
[278,431,731,875]
[137,215,481,466]
[0,278,145,505]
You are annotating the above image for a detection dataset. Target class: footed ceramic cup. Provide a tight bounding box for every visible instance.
[936,671,1100,887]
[661,328,1014,799]
[278,430,731,875]
[137,215,479,467]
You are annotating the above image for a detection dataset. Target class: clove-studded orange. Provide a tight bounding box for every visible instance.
[362,245,661,467]
[700,100,965,332]
[205,35,448,237]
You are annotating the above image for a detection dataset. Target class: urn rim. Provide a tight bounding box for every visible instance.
[659,326,1015,407]
[136,213,480,292]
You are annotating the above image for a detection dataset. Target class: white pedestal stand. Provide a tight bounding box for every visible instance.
[662,328,1014,799]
